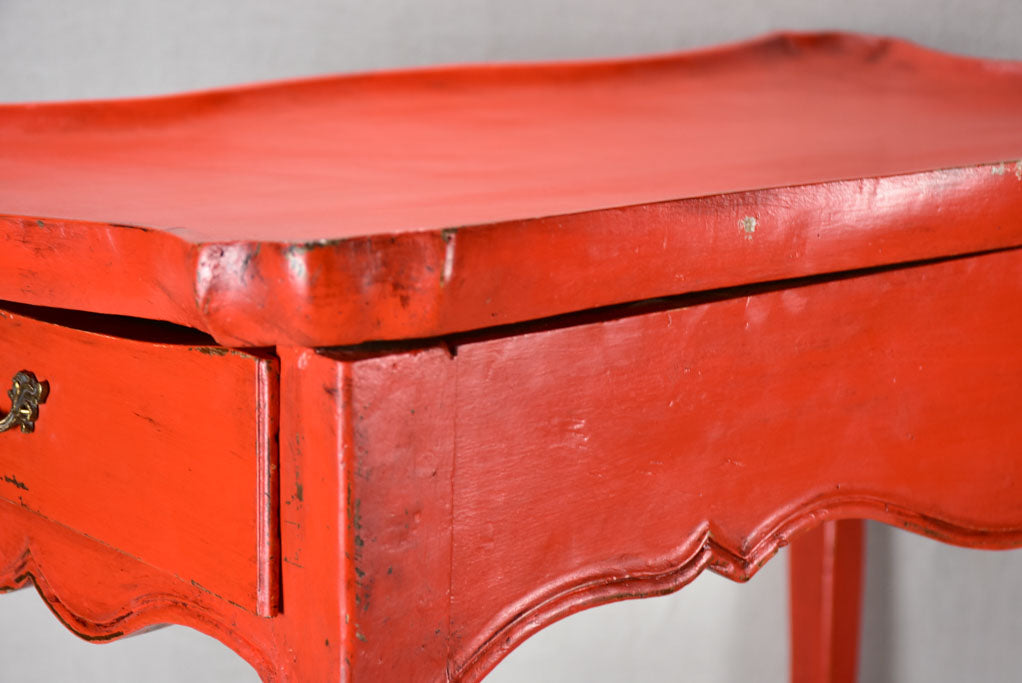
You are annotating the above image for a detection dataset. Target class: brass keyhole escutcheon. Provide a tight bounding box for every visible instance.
[0,371,49,434]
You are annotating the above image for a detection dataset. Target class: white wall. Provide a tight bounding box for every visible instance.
[2,0,1020,102]
[1,1,1020,681]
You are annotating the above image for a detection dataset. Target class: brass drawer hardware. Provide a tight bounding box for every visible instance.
[0,371,49,433]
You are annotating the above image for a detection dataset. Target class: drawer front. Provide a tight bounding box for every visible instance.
[0,307,277,616]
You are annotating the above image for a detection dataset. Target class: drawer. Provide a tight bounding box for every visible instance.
[0,304,278,616]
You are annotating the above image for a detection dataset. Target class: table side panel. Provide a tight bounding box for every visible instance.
[448,248,1022,679]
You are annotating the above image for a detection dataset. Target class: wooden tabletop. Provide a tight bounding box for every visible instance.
[1,31,1021,346]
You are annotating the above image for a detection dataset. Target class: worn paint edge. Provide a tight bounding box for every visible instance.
[255,356,281,617]
[337,360,358,680]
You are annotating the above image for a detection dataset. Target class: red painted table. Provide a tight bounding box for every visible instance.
[0,31,1020,682]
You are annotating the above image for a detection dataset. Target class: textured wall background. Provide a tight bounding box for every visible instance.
[0,1,1020,681]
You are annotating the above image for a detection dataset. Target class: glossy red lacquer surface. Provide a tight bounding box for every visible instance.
[1,32,1021,345]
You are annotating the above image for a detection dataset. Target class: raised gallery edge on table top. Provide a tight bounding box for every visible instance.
[1,31,1020,346]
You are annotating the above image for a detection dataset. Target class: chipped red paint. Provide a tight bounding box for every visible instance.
[0,31,1021,683]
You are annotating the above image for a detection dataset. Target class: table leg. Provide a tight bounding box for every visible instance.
[789,519,865,683]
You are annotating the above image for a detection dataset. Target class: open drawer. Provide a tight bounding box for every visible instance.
[0,304,278,616]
